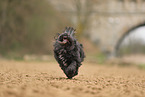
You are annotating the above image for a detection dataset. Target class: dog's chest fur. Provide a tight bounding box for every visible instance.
[59,48,74,60]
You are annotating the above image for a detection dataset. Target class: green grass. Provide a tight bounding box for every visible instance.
[138,64,145,69]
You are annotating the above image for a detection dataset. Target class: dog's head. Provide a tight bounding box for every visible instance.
[57,33,74,45]
[58,27,76,44]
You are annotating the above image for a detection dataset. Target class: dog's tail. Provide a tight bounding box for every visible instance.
[64,27,76,36]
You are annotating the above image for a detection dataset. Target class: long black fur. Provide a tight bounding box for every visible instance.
[53,27,85,79]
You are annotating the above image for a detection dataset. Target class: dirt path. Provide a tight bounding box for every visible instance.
[0,60,145,97]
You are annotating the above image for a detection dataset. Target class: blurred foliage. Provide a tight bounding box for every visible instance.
[138,64,145,70]
[0,0,70,57]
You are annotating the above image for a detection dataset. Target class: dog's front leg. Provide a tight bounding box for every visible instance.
[65,61,77,79]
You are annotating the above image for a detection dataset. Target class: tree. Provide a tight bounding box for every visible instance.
[73,0,93,38]
[0,0,70,57]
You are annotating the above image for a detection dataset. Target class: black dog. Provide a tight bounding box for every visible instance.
[53,27,85,79]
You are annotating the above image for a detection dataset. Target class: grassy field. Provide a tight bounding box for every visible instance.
[0,60,145,97]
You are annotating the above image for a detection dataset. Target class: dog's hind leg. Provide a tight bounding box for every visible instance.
[65,61,77,79]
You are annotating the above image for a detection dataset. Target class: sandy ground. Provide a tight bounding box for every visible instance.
[0,60,145,97]
[121,55,145,64]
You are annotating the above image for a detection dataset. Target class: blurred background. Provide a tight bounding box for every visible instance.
[0,0,145,68]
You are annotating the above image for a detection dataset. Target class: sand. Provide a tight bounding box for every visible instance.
[0,60,145,97]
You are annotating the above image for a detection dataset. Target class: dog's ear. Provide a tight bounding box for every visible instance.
[64,27,68,33]
[68,27,76,36]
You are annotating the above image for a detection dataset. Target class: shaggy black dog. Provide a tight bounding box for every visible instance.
[53,27,85,79]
